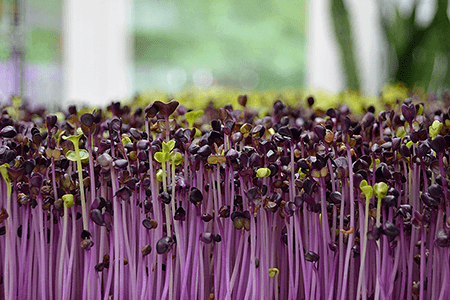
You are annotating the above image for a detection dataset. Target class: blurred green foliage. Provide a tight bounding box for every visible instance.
[25,28,61,63]
[0,0,62,62]
[331,0,361,91]
[380,0,450,91]
[131,83,407,117]
[134,0,307,91]
[330,0,450,93]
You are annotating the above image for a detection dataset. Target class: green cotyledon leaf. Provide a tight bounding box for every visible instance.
[66,149,89,163]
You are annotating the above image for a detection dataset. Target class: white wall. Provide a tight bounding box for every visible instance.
[306,0,388,95]
[63,0,133,107]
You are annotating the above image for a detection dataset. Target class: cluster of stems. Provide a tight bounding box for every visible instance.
[0,96,449,299]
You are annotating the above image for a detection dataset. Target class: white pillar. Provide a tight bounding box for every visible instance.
[346,0,388,96]
[306,0,388,95]
[63,0,133,107]
[306,0,345,94]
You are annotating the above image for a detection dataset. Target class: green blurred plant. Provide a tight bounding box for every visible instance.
[380,0,450,90]
[331,0,450,92]
[331,0,361,91]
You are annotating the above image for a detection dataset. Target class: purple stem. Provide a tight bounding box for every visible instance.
[339,141,356,300]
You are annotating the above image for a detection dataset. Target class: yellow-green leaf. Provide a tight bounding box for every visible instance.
[207,155,226,165]
[154,152,165,163]
[62,194,74,208]
[359,180,368,189]
[66,149,89,163]
[430,120,443,140]
[185,110,204,128]
[162,140,176,153]
[269,268,279,278]
[0,163,11,184]
[361,185,373,199]
[320,167,328,177]
[62,133,84,147]
[374,182,388,199]
[122,136,132,146]
[256,167,271,178]
[170,152,183,165]
[156,169,165,182]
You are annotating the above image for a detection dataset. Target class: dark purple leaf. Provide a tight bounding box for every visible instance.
[329,191,342,204]
[80,113,94,127]
[251,125,265,139]
[142,218,158,230]
[46,114,58,127]
[159,192,171,204]
[245,187,258,200]
[0,126,17,138]
[278,126,292,139]
[303,179,316,195]
[30,173,43,187]
[81,230,92,239]
[382,195,397,208]
[90,209,104,226]
[212,234,221,242]
[401,102,416,124]
[174,207,186,221]
[144,103,159,118]
[114,159,128,169]
[430,135,445,153]
[156,236,174,254]
[238,94,247,107]
[305,251,320,262]
[200,232,213,244]
[219,206,230,218]
[435,230,450,247]
[198,145,212,157]
[153,100,179,117]
[428,184,443,200]
[383,221,400,240]
[421,192,440,208]
[314,124,326,140]
[189,187,203,205]
[115,186,132,201]
[231,132,243,144]
[399,144,411,157]
[141,245,152,256]
[201,213,213,222]
[341,116,351,133]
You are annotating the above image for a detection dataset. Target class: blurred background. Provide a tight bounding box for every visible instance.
[0,0,449,109]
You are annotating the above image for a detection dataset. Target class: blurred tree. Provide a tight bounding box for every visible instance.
[380,0,450,91]
[331,0,361,91]
[330,0,450,94]
[133,0,307,91]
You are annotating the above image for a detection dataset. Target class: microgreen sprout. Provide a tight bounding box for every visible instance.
[184,110,204,128]
[62,133,88,230]
[429,120,443,139]
[1,94,450,299]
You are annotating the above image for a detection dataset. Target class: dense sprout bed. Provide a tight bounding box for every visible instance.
[1,94,450,300]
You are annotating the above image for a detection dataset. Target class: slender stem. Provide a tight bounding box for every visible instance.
[357,196,370,300]
[37,192,47,300]
[58,204,69,300]
[339,141,356,300]
[110,167,123,300]
[73,142,88,231]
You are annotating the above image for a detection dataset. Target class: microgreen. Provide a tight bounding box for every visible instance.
[184,110,204,128]
[62,133,88,230]
[256,167,271,178]
[429,120,443,139]
[2,93,450,299]
[62,193,75,208]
